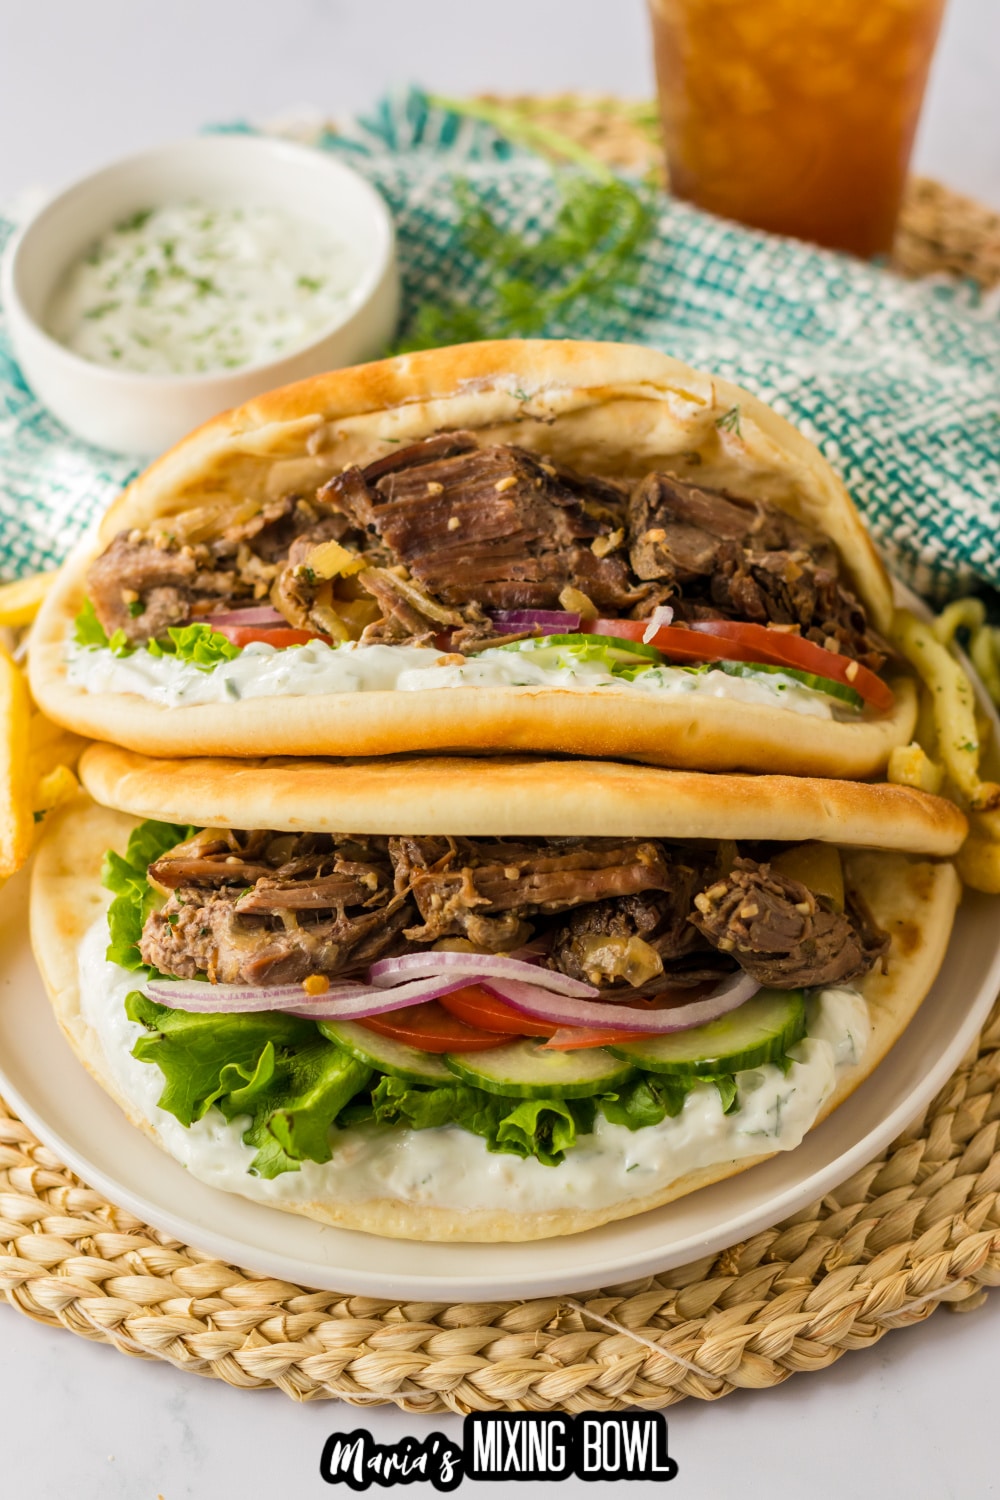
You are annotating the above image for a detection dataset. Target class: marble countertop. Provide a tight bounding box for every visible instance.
[2,1,998,1494]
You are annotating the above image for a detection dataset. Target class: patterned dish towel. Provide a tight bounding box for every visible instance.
[1,88,997,603]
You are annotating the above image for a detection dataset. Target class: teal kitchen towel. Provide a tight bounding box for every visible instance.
[1,88,998,603]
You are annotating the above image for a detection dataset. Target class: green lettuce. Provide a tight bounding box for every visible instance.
[74,597,110,648]
[125,993,370,1177]
[368,1075,597,1166]
[74,598,133,656]
[599,1073,692,1129]
[73,600,242,669]
[147,622,241,669]
[101,819,196,969]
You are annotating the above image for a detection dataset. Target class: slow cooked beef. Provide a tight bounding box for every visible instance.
[389,834,673,950]
[140,830,414,985]
[628,472,885,668]
[85,430,885,668]
[138,829,887,996]
[689,857,889,988]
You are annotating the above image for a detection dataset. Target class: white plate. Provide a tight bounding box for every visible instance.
[4,854,1000,1299]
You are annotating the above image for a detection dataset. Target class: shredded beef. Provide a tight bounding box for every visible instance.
[88,428,884,670]
[138,828,890,992]
[139,830,413,984]
[389,835,672,950]
[548,864,725,992]
[318,435,644,618]
[86,496,356,644]
[689,857,887,988]
[627,472,885,668]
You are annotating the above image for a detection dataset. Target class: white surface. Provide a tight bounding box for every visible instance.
[2,2,999,1493]
[0,1290,996,1498]
[0,0,997,208]
[3,136,398,453]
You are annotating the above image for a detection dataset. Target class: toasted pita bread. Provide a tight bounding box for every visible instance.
[78,743,968,856]
[31,764,961,1241]
[29,339,916,777]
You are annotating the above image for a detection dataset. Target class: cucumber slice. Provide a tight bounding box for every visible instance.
[318,1018,451,1084]
[608,990,807,1077]
[719,659,863,710]
[492,632,663,669]
[445,1038,635,1099]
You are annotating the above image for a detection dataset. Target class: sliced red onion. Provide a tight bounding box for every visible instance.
[488,609,581,633]
[368,950,598,997]
[145,973,472,1017]
[203,605,287,629]
[642,605,674,643]
[507,937,552,961]
[482,971,760,1035]
[282,976,473,1019]
[146,977,312,1012]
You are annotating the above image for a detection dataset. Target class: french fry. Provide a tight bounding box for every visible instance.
[957,829,1000,894]
[887,741,944,795]
[0,570,58,628]
[28,710,86,781]
[33,764,79,820]
[0,648,33,877]
[933,597,1000,707]
[890,610,983,802]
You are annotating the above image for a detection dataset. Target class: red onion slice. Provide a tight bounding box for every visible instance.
[202,605,288,628]
[368,950,598,997]
[483,971,760,1034]
[145,973,473,1017]
[642,605,674,642]
[488,609,581,633]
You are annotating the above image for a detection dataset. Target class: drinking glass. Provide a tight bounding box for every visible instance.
[648,0,947,256]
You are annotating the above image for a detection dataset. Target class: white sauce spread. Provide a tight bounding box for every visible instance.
[67,638,837,717]
[47,201,358,375]
[78,918,869,1215]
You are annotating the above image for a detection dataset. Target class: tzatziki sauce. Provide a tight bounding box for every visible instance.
[77,916,870,1216]
[47,201,358,375]
[66,637,837,717]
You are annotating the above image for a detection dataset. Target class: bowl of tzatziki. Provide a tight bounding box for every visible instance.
[1,135,399,454]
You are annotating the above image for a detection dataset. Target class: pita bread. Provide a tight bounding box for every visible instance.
[78,743,969,856]
[31,782,961,1241]
[29,339,916,777]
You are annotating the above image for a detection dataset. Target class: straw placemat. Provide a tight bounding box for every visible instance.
[3,96,1000,1411]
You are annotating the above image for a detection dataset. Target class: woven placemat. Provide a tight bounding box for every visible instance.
[3,96,1000,1411]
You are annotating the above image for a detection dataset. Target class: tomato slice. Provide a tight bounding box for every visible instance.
[586,617,762,665]
[689,620,894,712]
[439,985,553,1037]
[212,624,332,649]
[586,616,892,711]
[541,1027,650,1051]
[358,1001,506,1053]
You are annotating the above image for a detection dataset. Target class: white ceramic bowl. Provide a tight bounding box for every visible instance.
[1,135,399,455]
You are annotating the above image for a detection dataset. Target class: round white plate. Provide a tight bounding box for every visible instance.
[4,855,999,1299]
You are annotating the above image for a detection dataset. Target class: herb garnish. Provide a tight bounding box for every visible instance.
[396,172,657,351]
[715,405,743,437]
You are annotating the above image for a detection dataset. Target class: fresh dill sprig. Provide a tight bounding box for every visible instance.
[395,96,658,353]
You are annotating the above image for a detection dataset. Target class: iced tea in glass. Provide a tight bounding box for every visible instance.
[648,0,947,256]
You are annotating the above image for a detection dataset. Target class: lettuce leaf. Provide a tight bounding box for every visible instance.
[147,623,241,669]
[368,1075,596,1166]
[73,602,240,669]
[73,598,109,648]
[102,819,196,969]
[73,599,133,656]
[598,1073,692,1130]
[125,993,369,1176]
